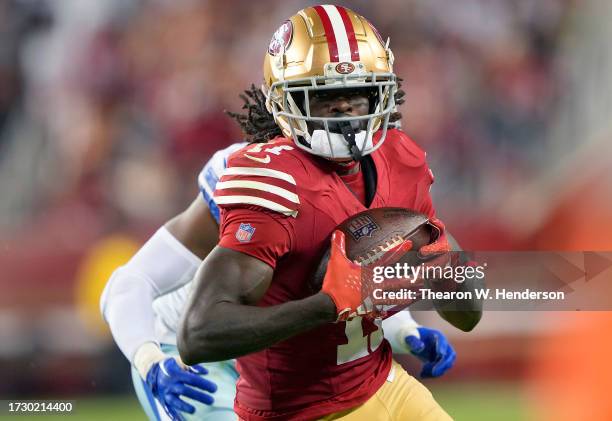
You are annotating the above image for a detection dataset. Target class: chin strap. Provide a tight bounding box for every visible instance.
[338,121,362,161]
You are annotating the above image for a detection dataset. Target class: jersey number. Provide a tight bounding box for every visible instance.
[337,317,383,365]
[244,144,293,164]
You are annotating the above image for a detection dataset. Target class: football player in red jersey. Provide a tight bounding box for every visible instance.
[178,5,481,420]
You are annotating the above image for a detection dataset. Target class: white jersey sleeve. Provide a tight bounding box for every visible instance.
[153,142,248,344]
[100,227,202,361]
[101,142,246,361]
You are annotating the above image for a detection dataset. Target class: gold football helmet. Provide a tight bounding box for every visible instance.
[263,5,397,160]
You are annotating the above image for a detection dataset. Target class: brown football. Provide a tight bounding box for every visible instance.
[309,207,435,293]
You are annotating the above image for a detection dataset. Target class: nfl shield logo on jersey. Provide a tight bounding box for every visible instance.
[236,223,256,243]
[347,215,379,241]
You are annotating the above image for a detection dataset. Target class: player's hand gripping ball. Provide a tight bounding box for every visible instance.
[317,208,439,320]
[417,217,451,265]
[321,230,412,321]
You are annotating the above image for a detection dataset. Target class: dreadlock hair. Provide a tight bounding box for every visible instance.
[390,77,405,124]
[225,79,406,144]
[225,85,280,144]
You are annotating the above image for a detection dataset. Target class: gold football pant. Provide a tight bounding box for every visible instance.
[319,360,452,421]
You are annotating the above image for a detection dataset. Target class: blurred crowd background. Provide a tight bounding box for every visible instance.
[2,0,612,419]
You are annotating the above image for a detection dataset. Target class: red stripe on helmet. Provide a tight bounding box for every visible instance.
[313,5,339,62]
[335,6,360,61]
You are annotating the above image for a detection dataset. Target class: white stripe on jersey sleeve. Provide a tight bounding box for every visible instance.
[215,195,298,217]
[221,166,297,185]
[216,180,300,204]
[322,5,352,62]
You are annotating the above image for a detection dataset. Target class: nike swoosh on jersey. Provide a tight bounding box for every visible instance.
[244,154,271,164]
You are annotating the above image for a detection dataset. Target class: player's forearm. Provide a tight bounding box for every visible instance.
[100,226,203,362]
[429,275,483,332]
[178,292,336,364]
[101,268,159,361]
[430,233,483,331]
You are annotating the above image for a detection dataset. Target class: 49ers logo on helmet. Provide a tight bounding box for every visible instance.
[268,21,293,56]
[335,62,355,74]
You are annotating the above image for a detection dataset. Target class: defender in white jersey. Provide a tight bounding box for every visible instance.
[100,142,456,421]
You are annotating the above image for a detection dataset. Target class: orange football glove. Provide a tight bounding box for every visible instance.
[322,230,412,322]
[418,218,451,267]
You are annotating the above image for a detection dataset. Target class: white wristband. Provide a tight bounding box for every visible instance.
[382,311,421,354]
[133,342,166,380]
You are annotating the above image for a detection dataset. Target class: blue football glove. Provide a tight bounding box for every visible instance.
[146,358,217,421]
[405,327,456,378]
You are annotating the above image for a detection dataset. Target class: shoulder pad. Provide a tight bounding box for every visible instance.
[198,142,248,223]
[213,140,300,217]
[384,129,427,166]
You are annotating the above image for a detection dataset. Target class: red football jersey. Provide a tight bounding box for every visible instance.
[214,129,436,420]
